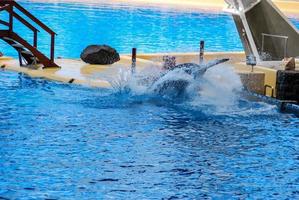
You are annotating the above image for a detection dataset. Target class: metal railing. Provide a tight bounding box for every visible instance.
[261,33,288,61]
[0,0,56,62]
[264,84,275,98]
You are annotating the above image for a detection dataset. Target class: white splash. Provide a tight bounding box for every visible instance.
[127,66,162,95]
[93,63,276,116]
[111,68,131,93]
[190,64,243,113]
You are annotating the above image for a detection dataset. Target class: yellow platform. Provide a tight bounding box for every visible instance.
[0,55,161,88]
[0,52,244,89]
[1,52,298,99]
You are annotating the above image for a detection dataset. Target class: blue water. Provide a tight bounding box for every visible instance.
[1,0,245,58]
[1,1,298,58]
[0,1,299,200]
[0,71,298,199]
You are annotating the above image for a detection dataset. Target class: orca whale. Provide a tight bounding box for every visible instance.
[151,58,229,96]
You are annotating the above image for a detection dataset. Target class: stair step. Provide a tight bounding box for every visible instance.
[21,50,34,56]
[12,43,25,49]
[3,37,15,42]
[30,57,39,62]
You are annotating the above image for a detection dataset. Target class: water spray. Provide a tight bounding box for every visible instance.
[162,55,176,70]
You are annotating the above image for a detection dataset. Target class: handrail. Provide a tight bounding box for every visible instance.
[0,19,9,26]
[9,3,13,32]
[12,1,56,35]
[11,10,39,32]
[0,0,56,62]
[0,4,9,12]
[264,85,275,98]
[0,1,55,34]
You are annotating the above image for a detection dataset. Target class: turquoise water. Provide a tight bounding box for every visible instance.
[0,1,299,200]
[1,1,244,58]
[1,1,298,58]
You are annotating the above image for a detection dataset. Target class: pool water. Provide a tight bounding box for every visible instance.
[1,1,298,58]
[0,70,298,199]
[0,0,297,58]
[0,1,299,200]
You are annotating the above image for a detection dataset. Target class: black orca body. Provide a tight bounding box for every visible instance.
[151,58,229,96]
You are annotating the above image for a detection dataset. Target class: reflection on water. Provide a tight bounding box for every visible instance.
[0,71,298,199]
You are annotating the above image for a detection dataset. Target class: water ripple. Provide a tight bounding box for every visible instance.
[0,71,298,199]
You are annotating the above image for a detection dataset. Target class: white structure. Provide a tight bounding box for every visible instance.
[225,0,299,64]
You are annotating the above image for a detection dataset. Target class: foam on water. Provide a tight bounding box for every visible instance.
[103,63,278,116]
[108,68,132,94]
[190,64,242,111]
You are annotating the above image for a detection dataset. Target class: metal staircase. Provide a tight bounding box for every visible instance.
[0,0,59,68]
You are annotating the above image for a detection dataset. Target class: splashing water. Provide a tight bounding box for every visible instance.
[149,67,195,98]
[127,66,163,95]
[102,66,160,95]
[97,63,277,116]
[190,64,243,112]
[109,68,132,94]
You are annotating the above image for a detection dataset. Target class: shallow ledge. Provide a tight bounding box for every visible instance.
[0,52,244,88]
